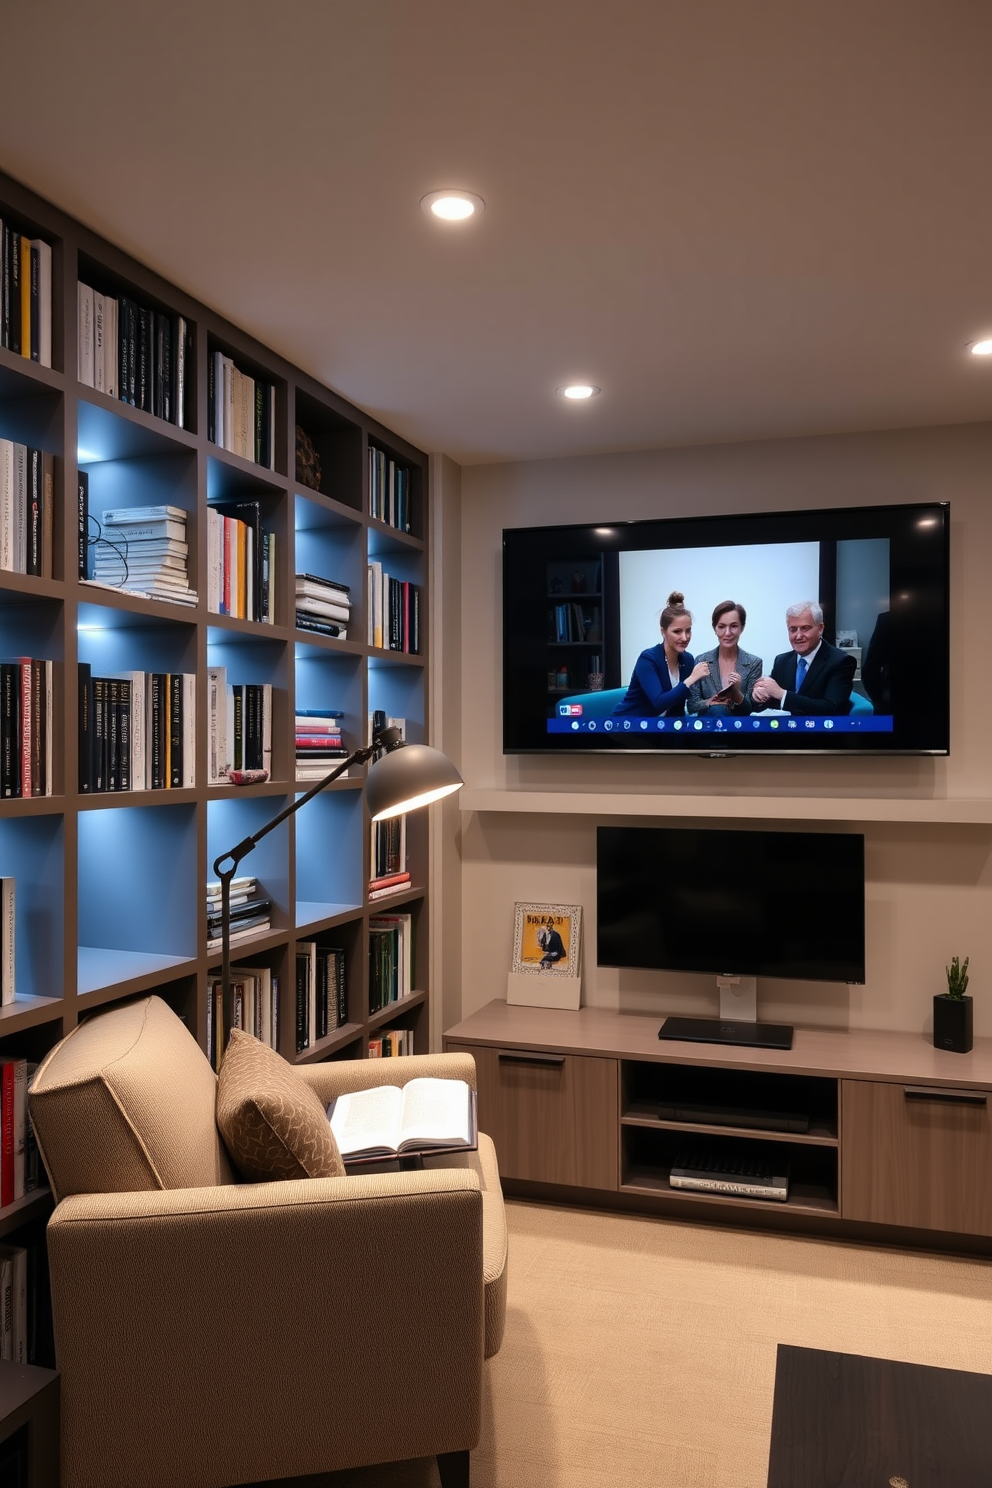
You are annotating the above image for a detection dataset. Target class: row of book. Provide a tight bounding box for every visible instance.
[368,445,412,533]
[367,562,421,652]
[87,502,196,607]
[78,666,195,793]
[0,442,54,576]
[206,670,273,784]
[0,1056,41,1207]
[206,966,279,1072]
[207,502,275,622]
[1,657,53,798]
[78,282,189,426]
[206,875,271,955]
[0,1222,54,1368]
[296,571,350,638]
[208,350,277,469]
[551,601,599,644]
[369,911,413,1012]
[1,226,52,366]
[296,942,347,1052]
[296,707,348,782]
[368,1028,414,1057]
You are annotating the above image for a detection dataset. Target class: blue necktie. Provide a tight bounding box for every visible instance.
[796,656,808,689]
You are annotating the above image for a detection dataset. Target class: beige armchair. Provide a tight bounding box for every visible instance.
[28,996,506,1488]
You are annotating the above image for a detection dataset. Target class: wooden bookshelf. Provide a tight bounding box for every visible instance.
[0,170,432,1256]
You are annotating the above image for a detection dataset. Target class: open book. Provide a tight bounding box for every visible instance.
[327,1077,477,1163]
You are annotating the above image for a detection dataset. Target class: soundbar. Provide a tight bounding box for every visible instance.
[655,1101,809,1134]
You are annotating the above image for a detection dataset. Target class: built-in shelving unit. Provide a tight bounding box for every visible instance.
[0,170,432,1254]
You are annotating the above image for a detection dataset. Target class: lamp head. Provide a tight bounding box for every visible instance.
[365,736,463,821]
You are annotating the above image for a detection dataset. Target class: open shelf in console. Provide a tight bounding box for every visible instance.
[622,1125,839,1217]
[621,1060,838,1144]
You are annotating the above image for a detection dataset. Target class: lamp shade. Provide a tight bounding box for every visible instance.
[365,742,463,821]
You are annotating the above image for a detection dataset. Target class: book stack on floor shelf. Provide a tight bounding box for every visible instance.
[295,572,350,638]
[207,502,275,622]
[295,942,348,1053]
[208,349,276,469]
[295,707,348,781]
[1,227,52,365]
[86,503,196,607]
[77,282,189,423]
[1,657,53,798]
[205,668,272,784]
[0,442,54,576]
[206,876,271,955]
[368,911,412,1013]
[78,667,195,792]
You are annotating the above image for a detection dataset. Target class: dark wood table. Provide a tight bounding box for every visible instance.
[767,1345,992,1488]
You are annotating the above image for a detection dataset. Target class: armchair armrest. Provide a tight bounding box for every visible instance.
[297,1050,478,1106]
[48,1169,484,1488]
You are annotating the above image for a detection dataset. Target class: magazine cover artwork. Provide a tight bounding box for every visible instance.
[512,902,582,978]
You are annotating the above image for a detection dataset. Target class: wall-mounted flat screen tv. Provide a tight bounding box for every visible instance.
[503,502,949,756]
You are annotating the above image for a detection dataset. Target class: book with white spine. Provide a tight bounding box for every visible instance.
[77,282,94,385]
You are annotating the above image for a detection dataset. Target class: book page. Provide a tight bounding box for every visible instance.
[328,1084,403,1157]
[397,1078,473,1150]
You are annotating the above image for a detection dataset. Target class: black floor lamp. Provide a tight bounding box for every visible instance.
[212,725,463,1030]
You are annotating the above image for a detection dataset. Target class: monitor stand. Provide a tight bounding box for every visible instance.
[658,977,794,1051]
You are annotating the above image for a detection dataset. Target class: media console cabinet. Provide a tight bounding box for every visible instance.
[445,1000,992,1253]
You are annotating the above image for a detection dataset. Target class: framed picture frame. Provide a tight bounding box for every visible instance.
[511,902,582,978]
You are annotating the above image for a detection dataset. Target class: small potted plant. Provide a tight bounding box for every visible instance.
[933,955,972,1053]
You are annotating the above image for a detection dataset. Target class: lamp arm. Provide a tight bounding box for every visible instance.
[211,739,380,1038]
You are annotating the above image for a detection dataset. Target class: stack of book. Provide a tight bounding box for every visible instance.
[205,966,279,1071]
[208,350,276,469]
[295,942,347,1052]
[78,666,195,793]
[295,572,350,638]
[2,228,52,366]
[0,442,54,576]
[206,876,271,954]
[207,501,275,622]
[88,503,196,607]
[295,707,348,782]
[77,282,188,424]
[368,1029,414,1057]
[205,668,272,784]
[367,561,420,652]
[368,445,412,532]
[1,657,52,798]
[368,911,413,1012]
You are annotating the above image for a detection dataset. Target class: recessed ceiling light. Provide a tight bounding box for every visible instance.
[556,384,601,400]
[421,189,485,221]
[969,338,992,356]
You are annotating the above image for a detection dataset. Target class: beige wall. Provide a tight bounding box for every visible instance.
[451,422,992,1037]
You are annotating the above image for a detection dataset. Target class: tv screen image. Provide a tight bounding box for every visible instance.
[503,501,949,755]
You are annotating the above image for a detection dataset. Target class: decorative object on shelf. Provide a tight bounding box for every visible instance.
[588,671,605,691]
[212,726,462,1041]
[570,572,587,594]
[934,955,973,1053]
[227,769,269,787]
[508,901,582,1011]
[295,425,321,492]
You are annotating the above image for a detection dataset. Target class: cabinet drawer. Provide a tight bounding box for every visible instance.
[447,1041,619,1189]
[841,1079,992,1236]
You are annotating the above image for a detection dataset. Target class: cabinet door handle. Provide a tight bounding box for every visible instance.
[903,1085,987,1105]
[498,1049,566,1068]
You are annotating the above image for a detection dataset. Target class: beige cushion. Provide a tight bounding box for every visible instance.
[216,1029,346,1181]
[28,995,234,1201]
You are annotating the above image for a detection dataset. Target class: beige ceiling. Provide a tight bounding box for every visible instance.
[1,1,990,465]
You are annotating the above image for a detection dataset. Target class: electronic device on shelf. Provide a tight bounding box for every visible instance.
[502,500,949,757]
[669,1149,791,1202]
[653,1096,809,1132]
[598,824,865,1045]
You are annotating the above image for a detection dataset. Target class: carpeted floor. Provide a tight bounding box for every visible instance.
[270,1197,992,1488]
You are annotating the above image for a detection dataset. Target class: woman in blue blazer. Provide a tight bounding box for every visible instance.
[613,591,710,718]
[687,599,762,716]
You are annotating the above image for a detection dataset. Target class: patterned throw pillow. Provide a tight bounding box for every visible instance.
[216,1029,345,1180]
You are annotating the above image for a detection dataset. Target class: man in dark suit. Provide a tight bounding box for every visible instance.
[752,602,857,715]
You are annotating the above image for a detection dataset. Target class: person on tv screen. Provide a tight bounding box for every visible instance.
[752,602,856,715]
[612,590,710,718]
[686,600,763,716]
